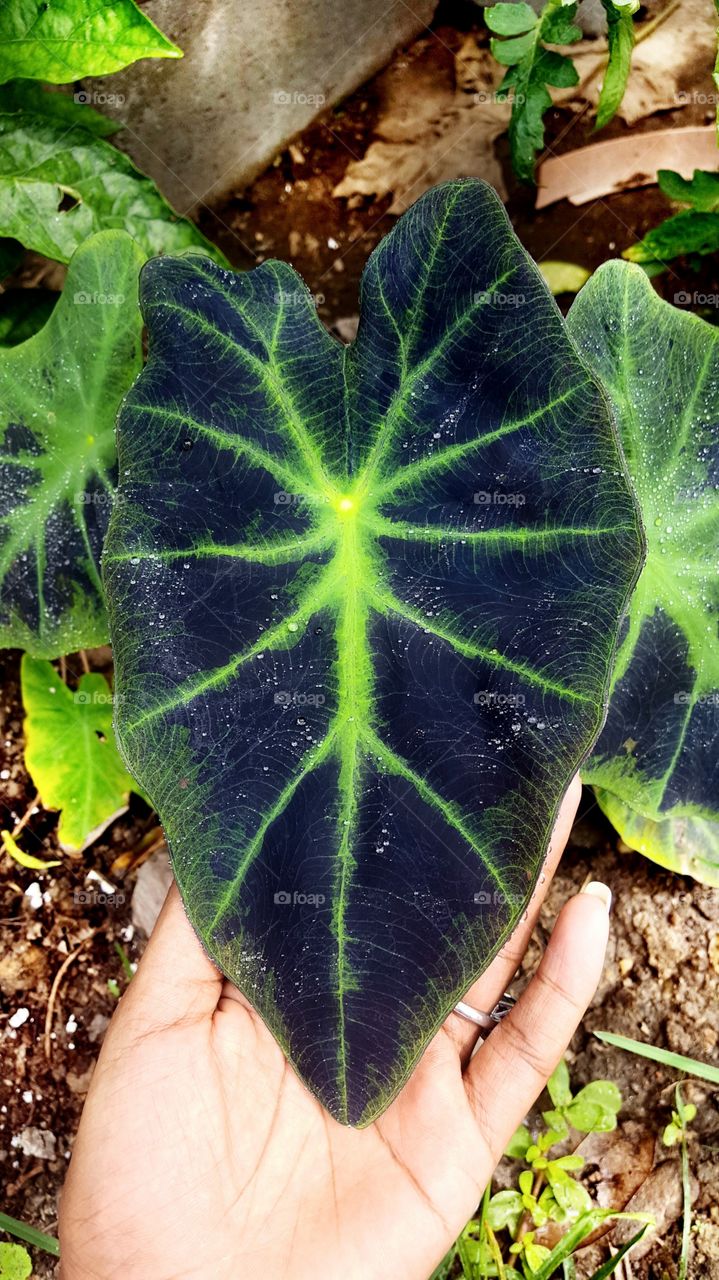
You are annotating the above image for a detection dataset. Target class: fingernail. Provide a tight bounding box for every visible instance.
[581,880,612,913]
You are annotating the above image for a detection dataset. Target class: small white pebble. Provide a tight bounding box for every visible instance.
[24,882,43,911]
[327,236,339,249]
[22,1090,33,1103]
[0,768,9,780]
[9,1008,29,1029]
[65,1014,78,1034]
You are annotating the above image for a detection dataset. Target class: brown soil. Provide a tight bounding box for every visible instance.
[3,5,719,1276]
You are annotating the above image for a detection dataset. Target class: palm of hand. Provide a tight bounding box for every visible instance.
[62,954,486,1280]
[59,782,609,1280]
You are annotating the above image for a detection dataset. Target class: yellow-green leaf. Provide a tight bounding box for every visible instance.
[21,657,135,852]
[0,0,181,86]
[1,829,61,870]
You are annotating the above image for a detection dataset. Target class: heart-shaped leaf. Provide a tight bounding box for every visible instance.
[0,113,225,265]
[22,656,135,851]
[105,180,643,1124]
[0,0,181,85]
[568,262,719,883]
[0,229,144,656]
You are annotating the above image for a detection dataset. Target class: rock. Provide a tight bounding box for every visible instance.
[82,0,438,211]
[131,850,174,937]
[0,943,48,996]
[332,316,359,343]
[66,1066,95,1095]
[87,1012,110,1044]
[614,1159,698,1258]
[11,1126,56,1160]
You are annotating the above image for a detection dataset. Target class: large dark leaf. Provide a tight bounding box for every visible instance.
[105,180,643,1124]
[568,262,719,883]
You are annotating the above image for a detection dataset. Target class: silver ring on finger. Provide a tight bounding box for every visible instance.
[452,992,516,1035]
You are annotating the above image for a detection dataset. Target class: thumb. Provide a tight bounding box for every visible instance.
[119,882,223,1032]
[464,880,611,1164]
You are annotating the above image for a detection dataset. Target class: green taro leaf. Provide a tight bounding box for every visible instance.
[104,179,643,1124]
[22,656,135,851]
[568,263,719,879]
[0,230,144,657]
[0,288,56,346]
[595,788,719,885]
[0,0,181,85]
[0,237,23,279]
[0,113,226,265]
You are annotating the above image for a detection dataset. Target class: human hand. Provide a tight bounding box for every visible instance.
[59,775,610,1280]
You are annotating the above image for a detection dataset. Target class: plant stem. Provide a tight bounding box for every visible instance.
[676,1084,692,1280]
[514,1170,545,1244]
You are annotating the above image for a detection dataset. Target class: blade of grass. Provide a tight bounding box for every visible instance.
[594,1031,719,1085]
[0,1211,59,1256]
[528,1210,651,1280]
[589,1226,649,1279]
[485,1222,506,1279]
[456,1231,478,1279]
[114,940,135,982]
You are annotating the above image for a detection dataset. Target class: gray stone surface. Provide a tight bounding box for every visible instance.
[84,0,437,214]
[131,848,173,937]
